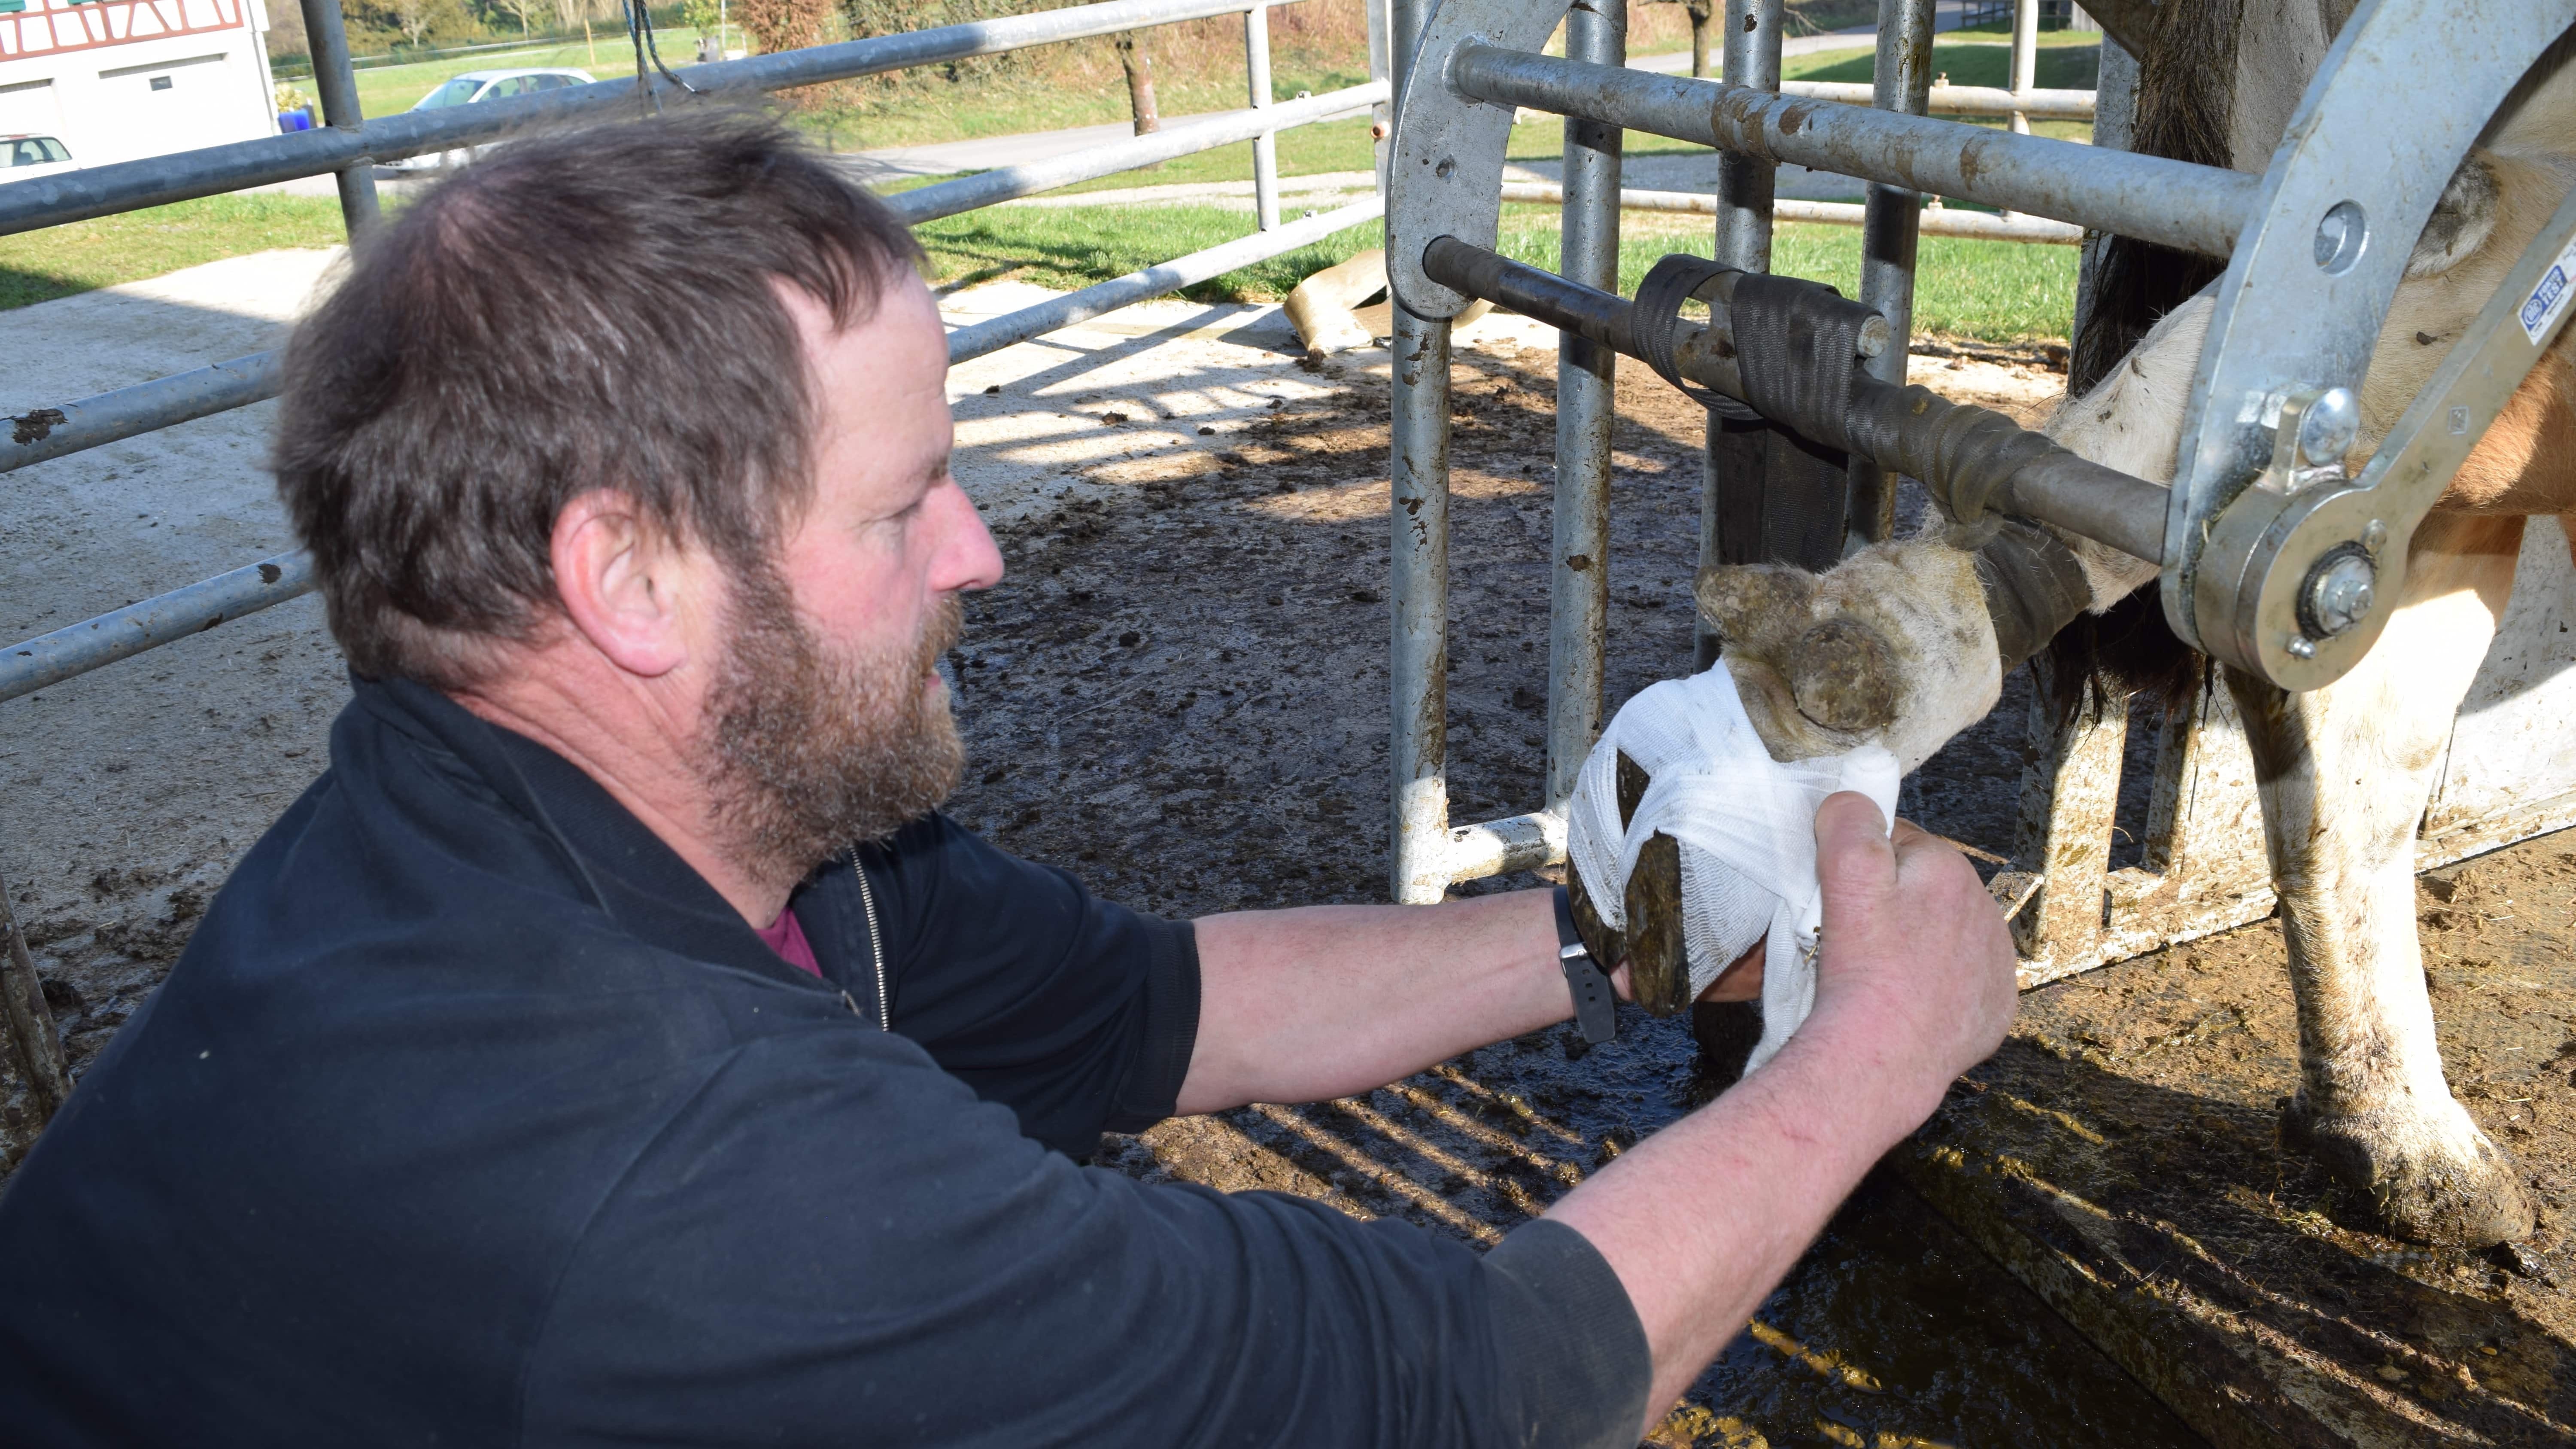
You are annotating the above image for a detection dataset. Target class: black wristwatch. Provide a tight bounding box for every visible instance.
[1552,885,1618,1045]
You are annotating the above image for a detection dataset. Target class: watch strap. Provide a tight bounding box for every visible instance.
[1553,885,1618,1045]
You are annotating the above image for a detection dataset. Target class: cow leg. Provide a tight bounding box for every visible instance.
[2225,511,2534,1246]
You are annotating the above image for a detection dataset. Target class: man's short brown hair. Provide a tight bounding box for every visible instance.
[273,108,926,687]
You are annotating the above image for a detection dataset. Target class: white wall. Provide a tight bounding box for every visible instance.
[0,0,273,170]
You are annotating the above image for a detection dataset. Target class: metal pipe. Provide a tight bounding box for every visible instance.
[943,197,1380,363]
[0,0,1318,236]
[1450,47,2261,258]
[1495,182,2084,242]
[1848,0,1935,554]
[298,0,382,241]
[1388,0,1454,904]
[0,86,1386,483]
[2,352,282,475]
[0,553,316,705]
[1245,2,1280,231]
[889,80,1384,223]
[1547,0,1622,816]
[1700,0,1783,670]
[1777,79,2093,120]
[1419,239,2169,561]
[2009,0,2039,137]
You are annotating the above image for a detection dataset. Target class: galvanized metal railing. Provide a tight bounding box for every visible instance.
[0,0,1387,704]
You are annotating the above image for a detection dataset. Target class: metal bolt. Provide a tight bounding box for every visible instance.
[2286,636,2318,660]
[2361,518,2388,552]
[2305,551,2377,638]
[1856,315,1890,359]
[2295,386,2359,466]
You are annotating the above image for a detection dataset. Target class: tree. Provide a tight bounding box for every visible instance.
[732,0,827,55]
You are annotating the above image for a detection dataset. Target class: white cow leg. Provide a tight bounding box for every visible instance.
[2223,512,2535,1246]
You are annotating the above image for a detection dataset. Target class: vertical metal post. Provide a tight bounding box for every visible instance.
[2009,0,2038,135]
[1365,0,1391,193]
[1695,0,1783,670]
[1245,2,1280,232]
[1388,0,1454,904]
[1844,0,1935,553]
[1546,0,1624,814]
[298,0,382,241]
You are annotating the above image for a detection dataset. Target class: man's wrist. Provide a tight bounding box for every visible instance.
[1551,886,1618,1045]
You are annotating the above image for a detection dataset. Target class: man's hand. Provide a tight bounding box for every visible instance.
[1546,794,2018,1435]
[1798,794,2019,1110]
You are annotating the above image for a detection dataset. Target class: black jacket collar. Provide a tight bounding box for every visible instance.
[345,672,823,987]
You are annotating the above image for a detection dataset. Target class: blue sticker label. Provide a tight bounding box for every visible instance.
[2521,250,2576,344]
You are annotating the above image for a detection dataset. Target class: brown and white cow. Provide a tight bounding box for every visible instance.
[1697,5,2576,1246]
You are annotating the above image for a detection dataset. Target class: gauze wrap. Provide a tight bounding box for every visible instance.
[1566,661,1901,1075]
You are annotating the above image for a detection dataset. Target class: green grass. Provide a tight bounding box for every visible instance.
[0,195,349,311]
[336,28,719,116]
[918,201,2075,342]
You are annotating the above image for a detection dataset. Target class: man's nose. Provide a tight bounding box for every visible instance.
[930,480,1004,594]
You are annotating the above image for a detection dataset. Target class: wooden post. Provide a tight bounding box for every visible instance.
[1682,0,1711,78]
[1115,32,1162,135]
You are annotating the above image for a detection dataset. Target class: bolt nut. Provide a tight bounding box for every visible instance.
[2299,547,2378,641]
[2361,518,2388,552]
[2295,386,2359,467]
[1856,315,1890,359]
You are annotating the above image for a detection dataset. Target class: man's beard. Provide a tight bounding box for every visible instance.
[699,562,964,892]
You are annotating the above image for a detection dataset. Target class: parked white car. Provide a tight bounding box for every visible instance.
[383,69,594,173]
[0,135,77,183]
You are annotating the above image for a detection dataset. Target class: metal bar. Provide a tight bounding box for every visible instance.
[0,553,315,706]
[1366,0,1391,193]
[0,0,1319,236]
[1776,79,2094,119]
[2,352,282,475]
[1449,47,2260,258]
[1698,0,1782,670]
[1495,182,2087,241]
[0,85,1395,484]
[1442,810,1564,882]
[1387,0,1453,904]
[1546,0,1622,816]
[299,0,382,240]
[889,80,1384,224]
[2008,0,2038,137]
[1245,2,1280,231]
[943,198,1380,363]
[1847,0,1935,554]
[1421,239,2169,561]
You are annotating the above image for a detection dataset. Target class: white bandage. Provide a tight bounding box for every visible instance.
[1566,660,1900,1075]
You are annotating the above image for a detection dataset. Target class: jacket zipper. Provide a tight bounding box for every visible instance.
[850,849,889,1032]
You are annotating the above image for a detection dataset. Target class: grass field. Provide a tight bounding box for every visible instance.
[917,201,2078,343]
[0,195,348,311]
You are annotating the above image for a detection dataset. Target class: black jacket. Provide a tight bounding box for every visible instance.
[0,675,1647,1446]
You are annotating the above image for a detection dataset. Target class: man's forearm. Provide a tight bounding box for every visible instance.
[1543,1014,1932,1428]
[1176,891,1568,1115]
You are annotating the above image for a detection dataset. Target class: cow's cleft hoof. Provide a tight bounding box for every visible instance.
[2284,1096,2537,1247]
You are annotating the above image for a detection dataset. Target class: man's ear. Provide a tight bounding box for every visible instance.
[551,491,699,679]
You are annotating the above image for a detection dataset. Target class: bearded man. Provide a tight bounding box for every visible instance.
[0,114,2015,1446]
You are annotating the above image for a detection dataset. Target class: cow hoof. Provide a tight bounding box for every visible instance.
[1786,617,1902,734]
[2284,1099,2537,1247]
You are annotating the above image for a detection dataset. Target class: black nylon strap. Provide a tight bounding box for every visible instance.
[1631,254,1760,420]
[1727,271,1882,452]
[1553,885,1618,1045]
[1972,519,2094,673]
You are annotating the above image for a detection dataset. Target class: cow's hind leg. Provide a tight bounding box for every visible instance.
[2226,513,2534,1246]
